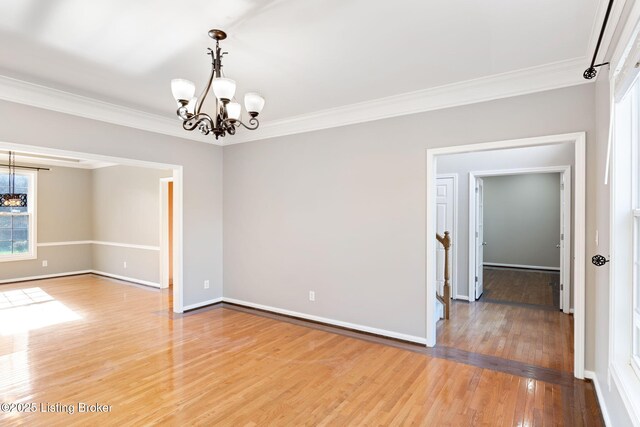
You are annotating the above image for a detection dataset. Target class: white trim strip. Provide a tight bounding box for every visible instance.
[0,270,93,284]
[91,270,160,288]
[37,241,92,247]
[0,270,161,290]
[183,298,223,311]
[222,297,427,344]
[584,370,611,427]
[454,295,470,301]
[483,262,561,272]
[37,240,160,251]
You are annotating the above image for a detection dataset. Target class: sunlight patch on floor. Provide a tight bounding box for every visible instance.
[0,287,82,335]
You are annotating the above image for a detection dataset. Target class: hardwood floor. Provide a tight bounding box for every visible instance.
[0,275,600,425]
[438,268,572,373]
[483,267,560,308]
[437,300,574,372]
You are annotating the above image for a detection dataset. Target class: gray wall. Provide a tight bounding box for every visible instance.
[223,84,595,342]
[0,166,93,281]
[483,173,561,269]
[92,165,171,245]
[91,165,172,283]
[0,101,224,306]
[437,144,574,298]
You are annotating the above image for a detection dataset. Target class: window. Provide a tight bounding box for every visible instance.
[0,170,36,261]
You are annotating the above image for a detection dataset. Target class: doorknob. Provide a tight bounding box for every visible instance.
[482,242,487,246]
[556,244,561,248]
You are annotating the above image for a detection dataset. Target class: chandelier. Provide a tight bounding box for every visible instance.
[0,152,27,208]
[171,29,265,140]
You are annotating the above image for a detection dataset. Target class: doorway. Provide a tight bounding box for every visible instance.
[469,167,571,313]
[425,133,586,378]
[0,140,185,314]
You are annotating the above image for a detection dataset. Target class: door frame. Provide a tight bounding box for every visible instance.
[468,165,572,313]
[159,177,174,290]
[435,174,458,299]
[425,132,586,379]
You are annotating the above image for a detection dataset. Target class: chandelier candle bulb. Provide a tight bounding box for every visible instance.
[171,29,264,140]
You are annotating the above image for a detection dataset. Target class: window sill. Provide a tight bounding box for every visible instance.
[611,360,640,425]
[0,254,36,263]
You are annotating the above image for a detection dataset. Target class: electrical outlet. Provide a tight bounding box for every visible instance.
[309,291,315,301]
[42,260,48,267]
[123,261,127,269]
[204,280,210,289]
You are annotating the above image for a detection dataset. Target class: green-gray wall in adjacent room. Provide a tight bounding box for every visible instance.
[483,173,561,269]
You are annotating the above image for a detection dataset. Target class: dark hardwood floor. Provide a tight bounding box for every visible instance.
[483,267,560,308]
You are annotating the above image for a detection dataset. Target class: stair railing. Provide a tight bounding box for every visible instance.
[436,231,451,320]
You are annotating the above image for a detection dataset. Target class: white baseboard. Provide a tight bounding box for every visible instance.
[0,269,162,289]
[183,297,223,311]
[90,270,160,288]
[0,270,93,284]
[222,297,427,345]
[455,295,470,301]
[584,370,611,427]
[483,262,561,271]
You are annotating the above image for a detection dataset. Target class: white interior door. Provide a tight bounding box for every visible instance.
[559,169,571,313]
[475,178,484,299]
[436,176,455,297]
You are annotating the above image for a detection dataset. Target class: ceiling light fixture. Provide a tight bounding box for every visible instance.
[171,29,265,140]
[1,152,27,208]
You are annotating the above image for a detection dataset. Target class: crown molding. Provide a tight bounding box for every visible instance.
[0,75,217,145]
[0,57,590,147]
[227,57,592,145]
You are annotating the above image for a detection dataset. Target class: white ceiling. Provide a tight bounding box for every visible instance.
[0,0,599,123]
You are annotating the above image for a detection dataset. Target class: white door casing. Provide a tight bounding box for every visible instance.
[426,133,586,379]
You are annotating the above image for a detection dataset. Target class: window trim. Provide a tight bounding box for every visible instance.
[0,169,37,262]
[610,74,640,425]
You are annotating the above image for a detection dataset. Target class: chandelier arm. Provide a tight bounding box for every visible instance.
[195,49,216,115]
[222,116,259,131]
[183,113,215,135]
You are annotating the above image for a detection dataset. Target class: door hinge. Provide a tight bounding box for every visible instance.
[475,186,479,193]
[476,231,479,238]
[560,283,563,290]
[561,183,564,190]
[561,233,564,240]
[475,276,478,282]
